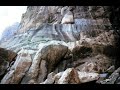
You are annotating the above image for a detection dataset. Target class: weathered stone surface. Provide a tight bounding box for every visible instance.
[72,45,92,59]
[0,48,17,78]
[56,68,80,84]
[61,11,74,24]
[0,48,17,62]
[0,6,119,84]
[37,60,48,83]
[40,72,56,84]
[0,6,114,52]
[41,68,99,84]
[74,55,112,73]
[0,57,9,77]
[98,67,120,84]
[40,44,70,74]
[7,50,17,62]
[0,51,32,84]
[20,44,71,84]
[78,71,99,83]
[20,48,43,84]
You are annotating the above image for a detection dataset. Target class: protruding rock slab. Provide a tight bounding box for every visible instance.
[41,68,99,84]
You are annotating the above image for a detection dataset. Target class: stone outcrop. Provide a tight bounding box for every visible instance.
[0,6,119,84]
[40,68,99,84]
[19,44,71,84]
[0,47,17,80]
[0,50,32,84]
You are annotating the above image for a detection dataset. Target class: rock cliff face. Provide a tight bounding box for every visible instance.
[0,6,120,84]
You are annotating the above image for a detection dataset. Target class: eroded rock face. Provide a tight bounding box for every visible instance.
[20,44,71,84]
[71,54,112,74]
[0,48,17,62]
[41,68,99,84]
[0,57,9,77]
[40,44,71,74]
[0,50,32,84]
[0,6,113,52]
[56,68,80,84]
[0,6,119,84]
[0,48,17,78]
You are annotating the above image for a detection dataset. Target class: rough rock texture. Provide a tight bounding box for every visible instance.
[0,50,32,84]
[71,54,112,73]
[96,67,120,84]
[20,44,71,84]
[0,6,112,51]
[41,68,99,84]
[40,45,70,73]
[0,6,119,84]
[56,68,80,84]
[0,47,17,79]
